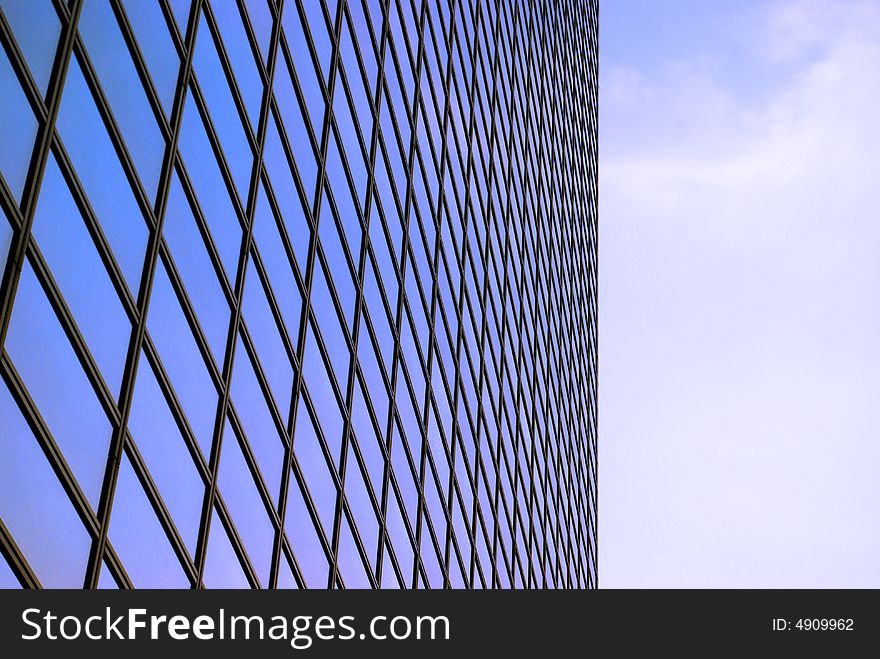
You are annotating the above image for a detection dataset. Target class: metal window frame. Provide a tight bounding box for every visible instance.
[0,0,598,590]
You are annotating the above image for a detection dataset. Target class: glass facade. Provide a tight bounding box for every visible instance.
[0,0,597,589]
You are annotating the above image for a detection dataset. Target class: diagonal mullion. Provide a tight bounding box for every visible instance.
[84,0,204,589]
[270,0,352,590]
[193,0,286,589]
[0,352,134,589]
[321,0,401,590]
[0,0,83,351]
[0,0,598,592]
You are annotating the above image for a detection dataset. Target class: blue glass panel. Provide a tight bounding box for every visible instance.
[0,212,13,280]
[420,526,442,588]
[244,0,273,65]
[262,113,311,269]
[284,468,328,588]
[475,532,491,586]
[241,259,292,414]
[302,326,344,465]
[57,57,149,295]
[310,259,350,385]
[451,497,471,584]
[338,19,374,148]
[271,54,317,194]
[0,0,61,95]
[178,94,242,281]
[351,380,384,491]
[5,261,113,509]
[368,193,400,304]
[317,193,356,327]
[0,555,20,589]
[337,515,370,588]
[203,508,249,588]
[121,0,180,116]
[362,266,394,371]
[212,0,262,129]
[128,351,204,557]
[448,552,465,588]
[31,153,132,398]
[107,455,190,588]
[379,547,400,589]
[97,560,117,589]
[0,45,38,203]
[0,378,92,588]
[330,94,367,217]
[251,182,302,345]
[391,425,418,525]
[192,11,253,198]
[163,174,230,363]
[384,495,413,586]
[229,336,284,502]
[217,418,274,587]
[146,260,218,458]
[277,554,298,589]
[79,0,166,200]
[292,396,337,540]
[343,445,379,565]
[168,0,191,34]
[281,1,325,134]
[300,0,331,81]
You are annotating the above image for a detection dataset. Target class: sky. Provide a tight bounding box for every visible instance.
[600,0,880,587]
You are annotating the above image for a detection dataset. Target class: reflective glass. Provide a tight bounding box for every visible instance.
[0,555,20,589]
[284,466,328,588]
[281,1,325,134]
[1,212,13,280]
[0,0,598,589]
[212,0,262,129]
[146,260,219,458]
[0,44,38,203]
[191,10,253,199]
[241,259,292,414]
[271,55,317,196]
[79,0,166,200]
[57,56,149,295]
[277,553,298,589]
[107,455,189,588]
[167,0,190,33]
[337,514,370,588]
[244,0,273,65]
[178,94,242,281]
[343,444,380,566]
[262,112,310,268]
[0,0,61,96]
[302,326,344,466]
[121,0,180,117]
[292,396,337,543]
[162,173,230,364]
[0,378,92,588]
[229,336,284,502]
[97,560,117,589]
[31,153,132,398]
[128,351,204,557]
[216,418,274,587]
[251,182,302,343]
[5,261,112,509]
[203,508,249,588]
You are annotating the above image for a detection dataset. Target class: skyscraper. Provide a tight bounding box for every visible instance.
[0,0,597,589]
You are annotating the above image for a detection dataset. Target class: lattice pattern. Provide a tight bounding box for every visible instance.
[0,0,597,589]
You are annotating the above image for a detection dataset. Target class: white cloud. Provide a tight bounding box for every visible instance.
[741,0,880,62]
[600,0,880,587]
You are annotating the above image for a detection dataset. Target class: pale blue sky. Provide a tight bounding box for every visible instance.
[600,0,880,587]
